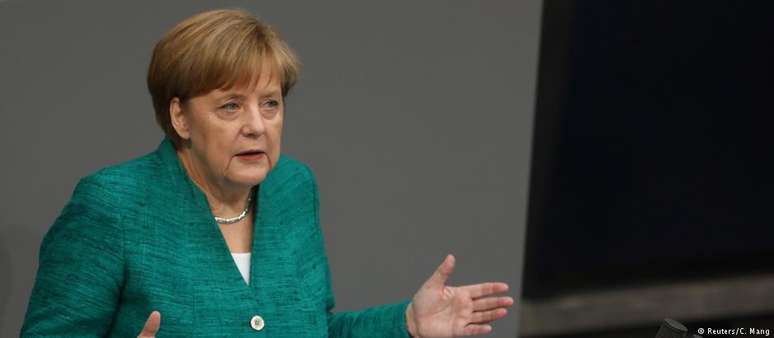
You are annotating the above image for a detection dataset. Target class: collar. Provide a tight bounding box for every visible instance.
[153,137,282,224]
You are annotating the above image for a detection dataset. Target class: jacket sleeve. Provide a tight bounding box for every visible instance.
[326,290,412,338]
[21,174,125,337]
[300,164,413,338]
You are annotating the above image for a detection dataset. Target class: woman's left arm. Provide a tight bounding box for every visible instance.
[324,283,413,338]
[320,252,513,338]
[403,254,514,337]
[300,165,413,337]
[302,165,512,338]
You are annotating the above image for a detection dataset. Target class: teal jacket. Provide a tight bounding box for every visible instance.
[22,138,411,337]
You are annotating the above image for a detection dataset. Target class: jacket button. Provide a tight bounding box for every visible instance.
[250,315,265,331]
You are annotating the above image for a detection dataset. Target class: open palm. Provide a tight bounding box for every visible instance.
[406,255,513,337]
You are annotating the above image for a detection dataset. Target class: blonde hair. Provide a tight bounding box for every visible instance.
[147,9,300,148]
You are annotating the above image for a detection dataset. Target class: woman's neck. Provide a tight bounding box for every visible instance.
[176,147,252,217]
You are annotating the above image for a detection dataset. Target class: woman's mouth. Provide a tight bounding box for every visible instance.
[235,150,265,162]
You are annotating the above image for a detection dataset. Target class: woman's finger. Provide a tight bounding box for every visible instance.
[460,282,509,299]
[470,307,508,324]
[460,323,492,336]
[137,311,161,338]
[425,254,456,289]
[472,296,514,311]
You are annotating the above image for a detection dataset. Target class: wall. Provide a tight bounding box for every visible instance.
[0,1,541,337]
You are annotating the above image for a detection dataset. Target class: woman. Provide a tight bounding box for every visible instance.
[21,9,513,337]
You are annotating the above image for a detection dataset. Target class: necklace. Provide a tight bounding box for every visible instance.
[213,189,253,224]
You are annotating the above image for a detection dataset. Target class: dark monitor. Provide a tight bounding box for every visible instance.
[522,0,774,299]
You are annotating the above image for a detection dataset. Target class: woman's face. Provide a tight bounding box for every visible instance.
[171,73,284,190]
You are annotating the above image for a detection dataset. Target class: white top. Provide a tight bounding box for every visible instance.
[231,252,251,285]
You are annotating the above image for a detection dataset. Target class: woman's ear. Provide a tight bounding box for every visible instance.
[169,97,191,141]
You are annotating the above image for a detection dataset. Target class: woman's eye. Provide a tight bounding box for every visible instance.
[263,99,279,109]
[221,102,240,112]
[260,99,280,117]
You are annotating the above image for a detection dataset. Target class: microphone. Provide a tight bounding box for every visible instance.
[654,318,703,338]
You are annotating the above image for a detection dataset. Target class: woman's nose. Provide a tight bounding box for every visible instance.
[241,104,266,137]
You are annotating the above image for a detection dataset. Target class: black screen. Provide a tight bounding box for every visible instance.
[523,0,774,299]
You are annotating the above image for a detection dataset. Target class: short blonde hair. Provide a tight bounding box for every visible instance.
[147,9,300,148]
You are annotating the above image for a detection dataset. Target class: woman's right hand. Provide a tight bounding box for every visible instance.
[137,311,161,337]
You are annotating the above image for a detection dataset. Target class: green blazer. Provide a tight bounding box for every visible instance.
[22,138,411,337]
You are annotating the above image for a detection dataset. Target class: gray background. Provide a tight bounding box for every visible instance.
[0,1,541,337]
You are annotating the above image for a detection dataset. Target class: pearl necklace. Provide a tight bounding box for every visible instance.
[213,189,253,224]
